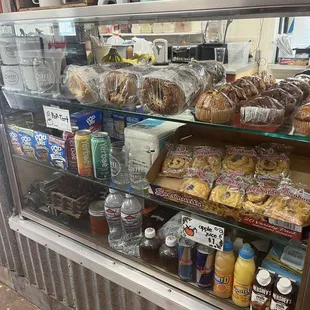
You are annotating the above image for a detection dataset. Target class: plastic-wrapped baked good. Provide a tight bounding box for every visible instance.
[266,182,310,226]
[140,62,212,115]
[198,60,226,86]
[240,96,285,131]
[255,143,292,181]
[99,66,155,109]
[195,90,235,124]
[260,88,296,118]
[223,146,257,176]
[160,144,193,178]
[181,178,211,199]
[209,175,246,209]
[244,75,266,92]
[219,83,247,113]
[233,77,259,98]
[274,81,303,106]
[294,103,310,136]
[187,146,224,178]
[260,70,276,89]
[64,63,132,104]
[285,77,310,100]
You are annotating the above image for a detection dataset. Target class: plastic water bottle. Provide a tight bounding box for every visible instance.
[104,189,124,250]
[121,194,143,257]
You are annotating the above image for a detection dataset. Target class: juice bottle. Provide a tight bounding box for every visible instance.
[213,237,235,298]
[232,243,256,307]
[139,228,161,263]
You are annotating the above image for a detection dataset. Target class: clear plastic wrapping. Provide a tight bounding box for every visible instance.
[274,81,303,106]
[99,65,156,109]
[181,178,212,200]
[244,75,266,92]
[294,103,310,136]
[219,83,247,112]
[260,70,276,89]
[233,77,259,98]
[285,77,310,100]
[140,62,212,115]
[198,60,226,86]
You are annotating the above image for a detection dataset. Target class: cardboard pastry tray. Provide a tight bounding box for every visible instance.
[146,124,310,240]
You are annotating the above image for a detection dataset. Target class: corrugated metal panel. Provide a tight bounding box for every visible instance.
[14,232,164,310]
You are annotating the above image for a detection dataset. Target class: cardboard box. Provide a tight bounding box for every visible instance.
[146,124,310,240]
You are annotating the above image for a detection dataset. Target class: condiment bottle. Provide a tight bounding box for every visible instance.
[159,235,178,274]
[213,237,235,298]
[232,243,256,307]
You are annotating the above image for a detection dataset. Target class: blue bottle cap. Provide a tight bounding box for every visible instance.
[223,237,233,252]
[239,243,254,260]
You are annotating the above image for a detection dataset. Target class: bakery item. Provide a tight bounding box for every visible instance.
[195,90,235,124]
[294,74,310,88]
[199,60,226,86]
[260,88,296,117]
[244,75,266,92]
[285,77,310,100]
[181,178,211,199]
[219,83,247,112]
[223,146,257,175]
[240,96,285,131]
[233,77,259,98]
[294,103,310,136]
[274,81,304,106]
[260,71,276,89]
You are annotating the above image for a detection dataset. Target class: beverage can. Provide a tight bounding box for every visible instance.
[196,244,215,288]
[178,238,196,281]
[63,126,79,172]
[75,129,93,177]
[91,132,111,180]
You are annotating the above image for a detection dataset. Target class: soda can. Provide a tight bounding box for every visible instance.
[196,244,215,288]
[63,126,79,173]
[91,132,111,180]
[75,129,93,177]
[178,238,196,281]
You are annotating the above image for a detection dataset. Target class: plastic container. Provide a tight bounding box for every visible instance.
[139,227,161,263]
[89,200,109,236]
[159,235,178,274]
[1,65,24,91]
[227,42,251,65]
[213,237,236,298]
[0,35,18,65]
[232,243,256,307]
[104,189,124,250]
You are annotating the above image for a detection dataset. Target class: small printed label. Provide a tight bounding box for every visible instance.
[105,207,121,222]
[182,216,224,251]
[110,156,121,177]
[5,43,17,58]
[121,211,141,231]
[43,106,71,132]
[4,70,19,85]
[213,272,233,296]
[35,66,55,91]
[232,279,252,304]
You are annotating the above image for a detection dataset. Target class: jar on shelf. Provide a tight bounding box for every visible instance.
[88,199,109,237]
[19,50,37,92]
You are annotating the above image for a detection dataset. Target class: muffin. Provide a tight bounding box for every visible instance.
[285,77,310,100]
[260,88,296,117]
[195,90,235,124]
[240,96,285,131]
[294,103,310,136]
[261,70,277,89]
[244,75,266,92]
[274,81,304,106]
[233,77,259,98]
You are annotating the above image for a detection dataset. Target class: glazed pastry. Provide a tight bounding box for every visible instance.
[233,77,259,98]
[181,178,211,199]
[223,147,257,175]
[294,103,310,136]
[219,83,247,112]
[195,90,235,124]
[240,96,285,129]
[260,71,277,89]
[285,77,310,100]
[260,88,296,117]
[274,81,303,106]
[244,75,266,92]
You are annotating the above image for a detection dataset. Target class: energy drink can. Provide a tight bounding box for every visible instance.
[91,132,111,180]
[63,126,79,173]
[196,244,215,288]
[178,238,196,281]
[75,129,93,177]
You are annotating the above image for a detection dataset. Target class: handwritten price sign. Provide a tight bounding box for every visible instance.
[43,106,72,132]
[182,216,225,251]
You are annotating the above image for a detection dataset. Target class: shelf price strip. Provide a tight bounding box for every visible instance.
[182,216,225,251]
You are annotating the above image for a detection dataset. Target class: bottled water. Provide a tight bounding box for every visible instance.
[121,194,143,257]
[104,189,124,250]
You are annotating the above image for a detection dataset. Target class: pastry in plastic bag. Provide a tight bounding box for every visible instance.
[219,83,247,112]
[181,178,211,200]
[266,182,310,226]
[255,143,292,181]
[294,103,310,136]
[260,70,276,89]
[233,77,259,98]
[209,175,246,208]
[161,144,193,178]
[198,60,226,86]
[294,74,310,87]
[99,66,156,109]
[285,77,310,100]
[223,146,257,176]
[274,81,303,106]
[195,90,235,124]
[244,75,266,92]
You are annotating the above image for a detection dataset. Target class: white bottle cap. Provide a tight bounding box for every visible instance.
[109,189,117,194]
[145,228,155,239]
[125,194,132,198]
[257,269,271,286]
[277,278,292,295]
[165,235,177,247]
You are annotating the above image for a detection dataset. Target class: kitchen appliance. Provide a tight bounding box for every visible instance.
[198,43,228,63]
[153,39,168,65]
[171,45,199,63]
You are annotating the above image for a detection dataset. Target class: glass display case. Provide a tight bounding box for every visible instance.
[1,1,310,309]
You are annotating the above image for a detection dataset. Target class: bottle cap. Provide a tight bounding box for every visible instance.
[145,228,155,239]
[239,243,254,260]
[223,237,233,252]
[125,194,132,198]
[257,269,271,286]
[109,189,117,194]
[277,278,292,295]
[165,235,177,247]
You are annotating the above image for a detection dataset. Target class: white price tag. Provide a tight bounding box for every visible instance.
[43,106,71,132]
[182,216,225,251]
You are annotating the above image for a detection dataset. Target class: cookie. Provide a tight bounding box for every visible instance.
[181,178,211,199]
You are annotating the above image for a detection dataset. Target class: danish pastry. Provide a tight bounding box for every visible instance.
[210,184,243,209]
[255,158,289,179]
[181,178,211,199]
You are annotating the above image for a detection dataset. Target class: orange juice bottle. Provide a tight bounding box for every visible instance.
[213,237,235,298]
[232,243,256,307]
